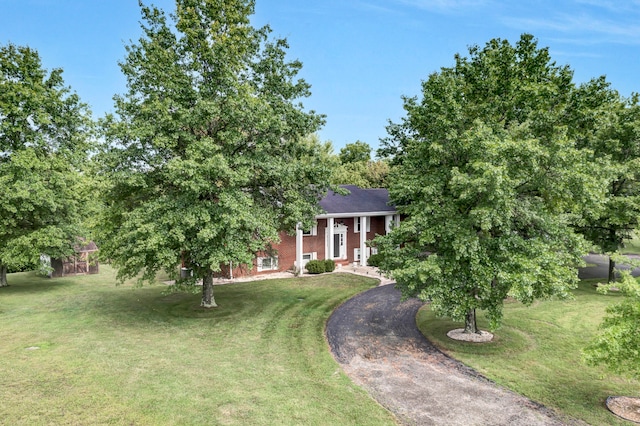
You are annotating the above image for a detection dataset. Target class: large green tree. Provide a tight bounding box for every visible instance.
[97,0,330,307]
[0,44,92,286]
[568,82,640,282]
[376,34,605,333]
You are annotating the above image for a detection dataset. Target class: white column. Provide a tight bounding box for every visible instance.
[394,214,400,228]
[360,215,368,267]
[385,215,393,234]
[327,217,334,260]
[296,223,304,276]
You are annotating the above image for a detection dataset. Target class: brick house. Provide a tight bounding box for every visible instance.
[227,185,398,277]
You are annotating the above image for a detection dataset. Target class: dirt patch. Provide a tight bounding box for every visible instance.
[326,284,586,425]
[607,396,640,424]
[447,328,494,342]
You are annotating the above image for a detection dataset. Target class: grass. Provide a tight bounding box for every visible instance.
[622,232,640,255]
[416,279,640,426]
[0,266,396,425]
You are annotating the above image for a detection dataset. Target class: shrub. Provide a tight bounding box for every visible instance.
[323,259,336,272]
[367,253,382,267]
[305,260,326,274]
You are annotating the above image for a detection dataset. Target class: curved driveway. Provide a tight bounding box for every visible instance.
[325,264,615,425]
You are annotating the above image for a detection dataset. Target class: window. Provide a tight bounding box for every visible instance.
[302,224,317,236]
[355,217,370,233]
[354,247,371,261]
[257,256,279,272]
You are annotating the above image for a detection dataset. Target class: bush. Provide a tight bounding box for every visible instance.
[323,259,336,272]
[305,260,326,274]
[367,253,382,267]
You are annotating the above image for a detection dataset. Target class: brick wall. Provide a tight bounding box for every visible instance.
[222,215,393,278]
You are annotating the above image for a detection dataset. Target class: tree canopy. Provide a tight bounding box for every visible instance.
[97,0,331,307]
[331,141,389,188]
[338,140,371,164]
[0,43,92,286]
[568,83,640,281]
[375,34,606,333]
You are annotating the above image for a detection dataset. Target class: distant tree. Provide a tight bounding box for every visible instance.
[0,44,92,287]
[97,0,331,307]
[584,262,640,378]
[568,82,640,282]
[375,34,605,334]
[331,159,390,188]
[331,141,389,188]
[338,140,371,164]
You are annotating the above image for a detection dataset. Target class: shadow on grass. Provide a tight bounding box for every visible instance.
[0,271,78,294]
[83,279,330,328]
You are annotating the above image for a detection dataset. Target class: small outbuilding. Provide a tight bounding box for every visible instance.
[50,240,99,278]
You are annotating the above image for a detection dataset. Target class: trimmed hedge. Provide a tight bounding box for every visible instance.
[305,260,326,274]
[324,259,336,272]
[305,259,336,274]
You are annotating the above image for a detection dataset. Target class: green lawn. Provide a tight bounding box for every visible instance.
[0,266,396,425]
[417,279,640,426]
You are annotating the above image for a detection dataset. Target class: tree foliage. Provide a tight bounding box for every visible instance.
[97,0,331,307]
[568,83,640,281]
[375,34,605,333]
[0,43,92,286]
[584,258,640,378]
[338,140,371,164]
[331,141,389,188]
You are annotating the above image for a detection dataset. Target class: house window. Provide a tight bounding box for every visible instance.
[355,217,370,233]
[302,252,317,264]
[257,256,279,272]
[354,247,371,261]
[302,224,317,236]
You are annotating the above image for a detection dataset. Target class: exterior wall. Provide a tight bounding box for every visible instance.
[218,215,394,278]
[302,218,328,260]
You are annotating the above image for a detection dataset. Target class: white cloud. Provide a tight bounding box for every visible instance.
[395,0,489,11]
[503,4,640,45]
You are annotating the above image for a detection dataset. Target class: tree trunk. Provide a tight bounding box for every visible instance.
[0,262,7,287]
[200,269,218,308]
[608,257,616,283]
[464,308,478,334]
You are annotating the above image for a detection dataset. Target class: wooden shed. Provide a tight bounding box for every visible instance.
[51,240,99,278]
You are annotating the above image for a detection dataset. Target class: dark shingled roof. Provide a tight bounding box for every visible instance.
[319,185,395,215]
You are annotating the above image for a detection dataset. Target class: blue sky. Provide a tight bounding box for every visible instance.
[2,1,640,152]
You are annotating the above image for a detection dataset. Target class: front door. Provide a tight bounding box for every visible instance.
[327,223,347,260]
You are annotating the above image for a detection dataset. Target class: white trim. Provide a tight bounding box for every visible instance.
[296,223,304,275]
[302,224,317,236]
[257,256,279,272]
[326,223,347,260]
[359,215,368,266]
[302,252,317,267]
[354,247,371,262]
[316,210,396,219]
[354,217,370,233]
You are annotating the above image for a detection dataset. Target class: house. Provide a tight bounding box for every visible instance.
[225,185,398,277]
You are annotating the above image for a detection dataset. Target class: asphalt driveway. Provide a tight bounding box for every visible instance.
[325,272,601,425]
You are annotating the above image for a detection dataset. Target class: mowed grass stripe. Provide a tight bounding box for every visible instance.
[0,266,396,425]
